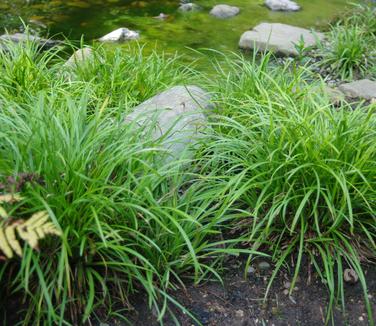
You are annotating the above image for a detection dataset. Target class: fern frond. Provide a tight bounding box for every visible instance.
[0,224,13,258]
[5,224,23,257]
[0,206,8,219]
[0,210,61,259]
[0,194,23,203]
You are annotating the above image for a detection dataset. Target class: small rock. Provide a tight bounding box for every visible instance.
[0,32,60,49]
[178,3,201,12]
[247,266,256,274]
[265,0,301,11]
[235,309,244,318]
[99,27,139,42]
[258,261,271,271]
[283,289,289,295]
[339,79,376,101]
[153,13,169,20]
[210,4,240,19]
[359,316,364,321]
[344,268,359,284]
[283,281,291,289]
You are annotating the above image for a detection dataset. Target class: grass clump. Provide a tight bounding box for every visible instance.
[1,7,376,323]
[318,4,376,80]
[200,55,376,322]
[0,42,248,325]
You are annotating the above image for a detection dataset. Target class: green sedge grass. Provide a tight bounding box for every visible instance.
[199,54,376,324]
[0,42,256,325]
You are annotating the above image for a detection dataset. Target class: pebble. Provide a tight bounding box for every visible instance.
[283,281,291,289]
[247,266,256,274]
[283,289,289,295]
[344,268,359,284]
[258,261,271,271]
[235,309,244,318]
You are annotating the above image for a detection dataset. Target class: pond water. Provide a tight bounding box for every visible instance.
[0,0,357,56]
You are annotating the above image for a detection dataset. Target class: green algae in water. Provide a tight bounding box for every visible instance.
[0,0,360,56]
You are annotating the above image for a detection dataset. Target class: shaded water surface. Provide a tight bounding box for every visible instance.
[0,0,358,55]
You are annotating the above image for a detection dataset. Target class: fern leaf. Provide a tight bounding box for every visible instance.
[41,222,62,236]
[5,224,22,257]
[24,211,49,229]
[0,206,8,219]
[0,208,61,259]
[0,194,23,203]
[17,225,39,249]
[0,225,13,258]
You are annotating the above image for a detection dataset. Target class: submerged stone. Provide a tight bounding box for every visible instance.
[210,4,240,19]
[239,23,324,57]
[265,0,300,11]
[178,3,201,12]
[99,27,139,42]
[0,33,60,49]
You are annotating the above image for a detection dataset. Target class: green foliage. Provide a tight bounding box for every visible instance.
[0,42,250,325]
[1,7,376,323]
[200,55,376,323]
[318,4,376,80]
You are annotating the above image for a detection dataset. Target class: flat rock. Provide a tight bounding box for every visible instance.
[338,79,376,101]
[64,47,93,67]
[265,0,300,11]
[324,86,345,105]
[99,28,139,42]
[210,4,240,19]
[0,33,60,49]
[239,23,324,56]
[124,86,211,160]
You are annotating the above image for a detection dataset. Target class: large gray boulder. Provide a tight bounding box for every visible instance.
[265,0,300,11]
[338,79,376,101]
[99,28,139,42]
[64,47,93,67]
[210,4,240,19]
[239,23,324,56]
[124,86,212,160]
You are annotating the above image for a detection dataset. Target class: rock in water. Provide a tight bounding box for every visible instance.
[64,48,93,67]
[0,33,60,49]
[124,86,211,160]
[265,0,300,11]
[99,28,139,42]
[210,4,240,19]
[153,13,169,20]
[338,79,376,101]
[239,23,324,57]
[178,3,201,12]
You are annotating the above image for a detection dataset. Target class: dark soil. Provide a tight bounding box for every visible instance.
[129,258,376,326]
[2,258,375,325]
